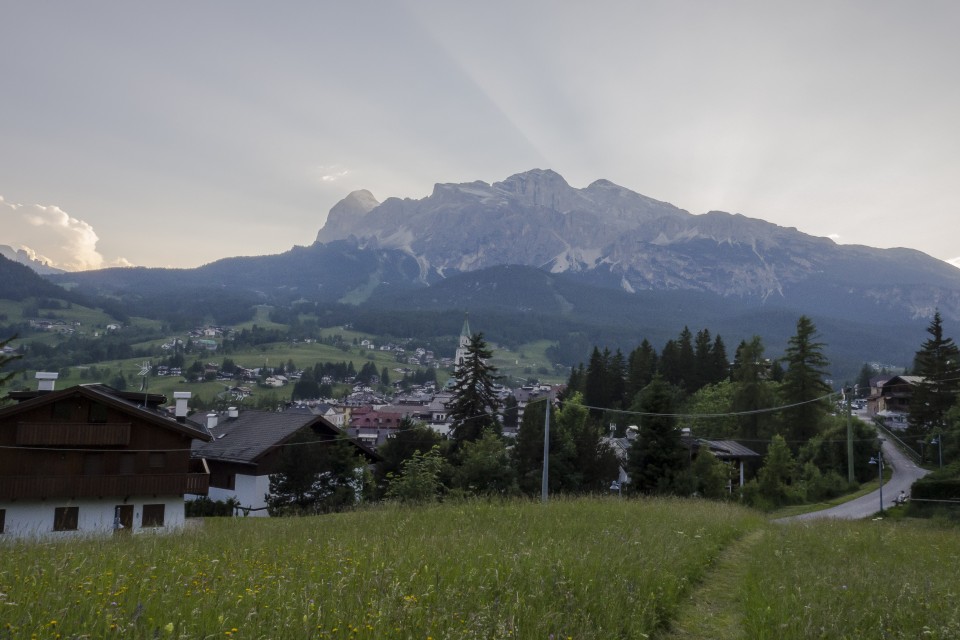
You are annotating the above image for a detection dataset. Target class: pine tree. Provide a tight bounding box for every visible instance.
[0,334,22,390]
[693,329,714,391]
[780,316,832,445]
[731,336,778,441]
[627,376,688,494]
[606,349,627,408]
[711,334,729,385]
[448,332,501,444]
[583,347,610,416]
[626,339,658,401]
[909,311,960,432]
[676,327,696,392]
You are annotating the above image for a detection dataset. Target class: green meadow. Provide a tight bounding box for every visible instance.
[2,498,959,639]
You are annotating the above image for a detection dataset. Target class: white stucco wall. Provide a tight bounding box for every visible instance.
[1,496,186,540]
[204,474,271,516]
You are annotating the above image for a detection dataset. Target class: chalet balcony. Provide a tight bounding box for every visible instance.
[16,422,131,446]
[0,465,209,500]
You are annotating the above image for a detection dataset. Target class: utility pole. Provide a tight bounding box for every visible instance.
[846,387,855,484]
[541,395,551,503]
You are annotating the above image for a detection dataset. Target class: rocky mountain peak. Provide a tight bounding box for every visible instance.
[316,190,380,243]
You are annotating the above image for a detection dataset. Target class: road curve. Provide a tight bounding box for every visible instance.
[776,436,930,523]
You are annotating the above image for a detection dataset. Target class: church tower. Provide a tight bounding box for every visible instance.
[454,314,472,373]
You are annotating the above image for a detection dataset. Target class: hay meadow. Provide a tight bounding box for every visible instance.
[2,498,958,639]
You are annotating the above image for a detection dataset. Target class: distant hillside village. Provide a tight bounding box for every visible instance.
[0,319,562,537]
[3,309,958,540]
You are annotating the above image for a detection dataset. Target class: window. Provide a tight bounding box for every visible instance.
[0,508,5,534]
[83,453,104,475]
[210,472,236,490]
[148,452,166,469]
[119,453,136,475]
[142,504,165,528]
[54,506,79,531]
[88,403,108,423]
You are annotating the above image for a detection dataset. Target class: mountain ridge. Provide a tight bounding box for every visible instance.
[315,169,960,316]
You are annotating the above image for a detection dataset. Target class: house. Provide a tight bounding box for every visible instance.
[188,408,378,516]
[606,427,760,493]
[873,375,923,428]
[0,375,211,538]
[685,437,762,489]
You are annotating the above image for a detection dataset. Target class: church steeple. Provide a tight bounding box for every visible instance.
[455,313,471,372]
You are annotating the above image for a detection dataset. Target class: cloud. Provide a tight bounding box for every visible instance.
[948,257,960,269]
[0,196,130,271]
[316,165,350,183]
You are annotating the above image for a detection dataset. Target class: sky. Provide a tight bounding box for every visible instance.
[2,1,959,271]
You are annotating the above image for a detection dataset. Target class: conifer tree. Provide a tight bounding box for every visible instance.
[780,316,832,445]
[909,311,960,433]
[583,347,611,416]
[731,336,778,441]
[448,332,501,444]
[0,335,21,390]
[711,334,729,384]
[626,339,658,401]
[627,376,687,494]
[607,349,627,408]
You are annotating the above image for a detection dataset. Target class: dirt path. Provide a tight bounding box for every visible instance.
[658,529,767,639]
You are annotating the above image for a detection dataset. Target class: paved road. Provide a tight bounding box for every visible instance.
[777,433,930,523]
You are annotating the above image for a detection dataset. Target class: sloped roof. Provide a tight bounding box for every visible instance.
[190,410,378,465]
[700,439,761,459]
[1,383,211,441]
[883,375,924,387]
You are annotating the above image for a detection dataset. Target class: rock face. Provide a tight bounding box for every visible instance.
[315,169,960,317]
[316,189,380,243]
[0,244,64,275]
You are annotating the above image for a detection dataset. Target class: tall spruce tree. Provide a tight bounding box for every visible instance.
[780,316,832,445]
[909,311,960,433]
[607,349,627,408]
[693,329,714,391]
[583,347,611,416]
[448,332,501,444]
[711,334,729,385]
[731,336,778,441]
[627,376,688,494]
[626,339,658,401]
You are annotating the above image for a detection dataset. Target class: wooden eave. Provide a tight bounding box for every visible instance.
[0,385,211,442]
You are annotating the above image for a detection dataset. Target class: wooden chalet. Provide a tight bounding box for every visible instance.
[189,407,379,516]
[0,376,210,538]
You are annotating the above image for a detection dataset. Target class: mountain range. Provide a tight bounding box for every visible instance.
[12,168,960,378]
[317,169,960,319]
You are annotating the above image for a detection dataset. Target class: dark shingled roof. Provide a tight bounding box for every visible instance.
[700,439,761,459]
[190,410,378,465]
[2,383,211,441]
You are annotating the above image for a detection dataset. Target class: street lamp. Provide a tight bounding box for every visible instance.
[609,480,621,497]
[931,435,943,469]
[869,438,886,514]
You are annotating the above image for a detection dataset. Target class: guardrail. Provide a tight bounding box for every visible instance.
[873,418,922,465]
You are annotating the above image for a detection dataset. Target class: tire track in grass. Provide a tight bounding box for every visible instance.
[658,528,769,640]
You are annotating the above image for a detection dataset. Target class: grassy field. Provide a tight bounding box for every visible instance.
[3,498,959,639]
[1,498,761,639]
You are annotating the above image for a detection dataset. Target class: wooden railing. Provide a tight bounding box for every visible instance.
[0,472,209,500]
[16,422,131,446]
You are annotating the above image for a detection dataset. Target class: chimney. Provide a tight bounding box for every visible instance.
[206,412,218,430]
[36,371,59,393]
[173,391,191,423]
[227,406,239,419]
